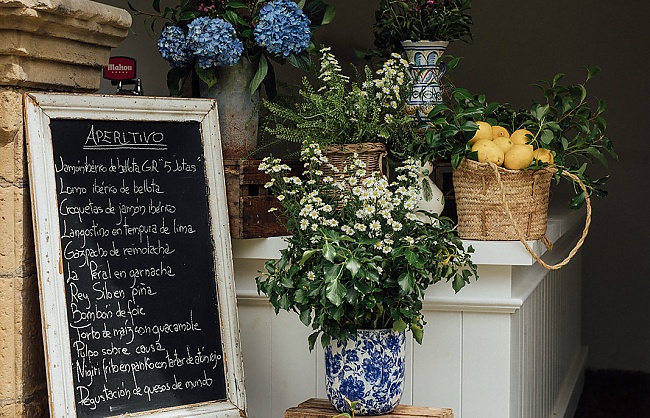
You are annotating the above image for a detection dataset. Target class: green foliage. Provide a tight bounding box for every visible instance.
[409,62,616,208]
[333,399,359,417]
[256,145,477,351]
[364,0,473,58]
[263,48,422,151]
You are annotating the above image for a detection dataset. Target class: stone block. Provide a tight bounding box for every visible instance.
[0,184,16,275]
[0,88,24,183]
[0,0,131,91]
[0,275,46,406]
[0,403,18,418]
[0,277,17,400]
[15,274,47,399]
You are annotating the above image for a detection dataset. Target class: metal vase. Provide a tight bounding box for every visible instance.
[200,59,259,160]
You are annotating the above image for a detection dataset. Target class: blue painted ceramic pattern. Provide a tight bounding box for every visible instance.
[325,329,406,415]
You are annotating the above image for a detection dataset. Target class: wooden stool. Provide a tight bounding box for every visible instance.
[284,398,454,418]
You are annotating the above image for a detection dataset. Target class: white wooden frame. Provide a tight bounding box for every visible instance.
[24,93,247,418]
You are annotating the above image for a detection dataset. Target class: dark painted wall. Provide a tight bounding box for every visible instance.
[99,0,650,372]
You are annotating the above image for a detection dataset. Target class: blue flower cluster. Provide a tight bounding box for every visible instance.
[186,17,244,68]
[254,0,312,57]
[157,0,313,70]
[157,25,192,68]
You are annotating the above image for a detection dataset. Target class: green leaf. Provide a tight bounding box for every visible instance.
[485,101,500,114]
[446,56,462,71]
[300,248,318,265]
[460,120,478,132]
[456,106,484,120]
[393,319,407,333]
[325,262,343,282]
[345,258,361,277]
[540,129,554,145]
[411,324,424,344]
[323,242,336,262]
[452,274,467,293]
[165,66,191,96]
[585,146,609,167]
[427,104,450,118]
[570,191,586,209]
[552,72,565,87]
[250,54,268,95]
[287,52,313,71]
[397,271,415,293]
[321,5,337,25]
[302,0,336,26]
[308,331,319,351]
[325,278,346,306]
[152,0,161,12]
[226,1,248,9]
[194,64,219,89]
[586,66,601,81]
[299,308,311,325]
[295,289,310,304]
[531,104,549,121]
[279,293,291,310]
[452,88,474,102]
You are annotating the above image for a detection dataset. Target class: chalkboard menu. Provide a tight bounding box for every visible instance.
[25,94,246,418]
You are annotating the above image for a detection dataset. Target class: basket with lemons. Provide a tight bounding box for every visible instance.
[409,66,616,266]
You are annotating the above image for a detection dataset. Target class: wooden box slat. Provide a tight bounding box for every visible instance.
[284,398,453,418]
[224,159,301,239]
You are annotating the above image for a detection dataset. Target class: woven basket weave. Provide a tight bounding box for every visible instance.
[323,142,387,180]
[453,159,554,241]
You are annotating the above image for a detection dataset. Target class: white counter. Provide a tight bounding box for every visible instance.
[232,204,587,418]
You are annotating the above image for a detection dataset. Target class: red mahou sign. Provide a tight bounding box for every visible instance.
[103,57,136,81]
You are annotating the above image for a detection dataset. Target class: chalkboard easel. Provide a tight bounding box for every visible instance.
[24,93,246,417]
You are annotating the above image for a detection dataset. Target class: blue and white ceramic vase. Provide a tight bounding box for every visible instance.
[401,40,449,118]
[325,329,406,416]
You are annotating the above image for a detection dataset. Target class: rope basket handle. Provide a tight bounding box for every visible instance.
[488,162,592,270]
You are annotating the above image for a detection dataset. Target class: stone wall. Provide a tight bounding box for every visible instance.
[0,1,130,416]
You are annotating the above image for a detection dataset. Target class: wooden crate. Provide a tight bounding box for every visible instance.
[224,159,301,239]
[284,398,454,418]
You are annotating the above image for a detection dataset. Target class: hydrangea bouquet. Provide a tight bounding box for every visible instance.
[134,0,335,95]
[256,142,477,349]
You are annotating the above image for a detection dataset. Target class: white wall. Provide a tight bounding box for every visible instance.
[96,0,650,373]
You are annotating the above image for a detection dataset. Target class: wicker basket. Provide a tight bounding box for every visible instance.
[323,142,387,180]
[452,159,554,241]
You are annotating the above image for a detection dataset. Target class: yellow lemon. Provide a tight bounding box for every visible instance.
[533,148,554,164]
[491,125,510,139]
[504,144,534,169]
[468,121,493,145]
[493,136,514,154]
[471,139,504,166]
[510,129,534,145]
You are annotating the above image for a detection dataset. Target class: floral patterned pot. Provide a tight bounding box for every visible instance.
[325,329,406,415]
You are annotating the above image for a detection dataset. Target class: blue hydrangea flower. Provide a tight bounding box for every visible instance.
[157,25,192,68]
[254,0,312,57]
[186,17,244,68]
